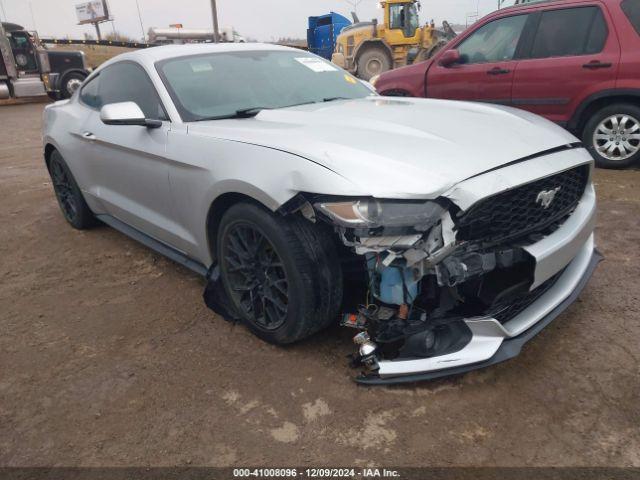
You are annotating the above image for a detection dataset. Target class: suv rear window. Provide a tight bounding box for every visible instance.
[621,0,640,35]
[530,7,607,58]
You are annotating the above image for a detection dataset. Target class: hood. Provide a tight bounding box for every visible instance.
[187,97,578,199]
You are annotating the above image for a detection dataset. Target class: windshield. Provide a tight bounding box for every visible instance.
[157,50,373,121]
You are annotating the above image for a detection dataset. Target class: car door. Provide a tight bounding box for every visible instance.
[77,61,182,248]
[511,4,620,124]
[426,13,529,103]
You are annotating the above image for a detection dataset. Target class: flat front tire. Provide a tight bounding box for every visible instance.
[216,202,342,345]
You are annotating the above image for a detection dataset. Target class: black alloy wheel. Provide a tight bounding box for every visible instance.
[222,223,289,330]
[50,156,79,223]
[48,150,97,229]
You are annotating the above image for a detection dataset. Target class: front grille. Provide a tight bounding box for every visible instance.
[456,165,589,243]
[489,270,564,324]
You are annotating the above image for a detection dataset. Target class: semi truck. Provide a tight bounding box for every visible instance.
[307,12,352,60]
[0,22,90,101]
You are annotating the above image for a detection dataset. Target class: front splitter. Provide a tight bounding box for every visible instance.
[356,248,603,385]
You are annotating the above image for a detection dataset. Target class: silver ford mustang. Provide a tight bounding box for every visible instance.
[43,44,601,384]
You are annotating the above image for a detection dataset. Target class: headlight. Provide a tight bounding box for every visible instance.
[369,74,380,87]
[314,199,444,230]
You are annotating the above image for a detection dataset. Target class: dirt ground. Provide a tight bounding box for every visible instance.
[0,103,639,468]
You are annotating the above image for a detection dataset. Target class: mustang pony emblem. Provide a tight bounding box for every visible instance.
[536,186,561,209]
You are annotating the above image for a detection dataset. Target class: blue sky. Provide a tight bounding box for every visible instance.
[1,0,504,41]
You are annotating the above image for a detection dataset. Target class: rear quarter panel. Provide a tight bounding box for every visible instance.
[613,0,640,90]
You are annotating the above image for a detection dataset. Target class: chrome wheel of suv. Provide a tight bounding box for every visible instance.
[593,114,640,161]
[584,103,640,169]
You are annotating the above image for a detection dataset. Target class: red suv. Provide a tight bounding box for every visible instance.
[374,0,640,168]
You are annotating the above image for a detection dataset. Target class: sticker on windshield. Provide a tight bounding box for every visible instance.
[190,61,213,73]
[344,74,357,84]
[295,57,337,72]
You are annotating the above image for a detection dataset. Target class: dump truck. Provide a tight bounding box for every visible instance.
[0,22,89,101]
[331,0,456,80]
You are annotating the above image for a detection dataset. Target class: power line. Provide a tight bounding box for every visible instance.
[29,1,38,30]
[135,0,146,41]
[344,0,363,14]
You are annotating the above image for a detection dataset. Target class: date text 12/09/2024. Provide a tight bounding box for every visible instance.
[233,468,401,478]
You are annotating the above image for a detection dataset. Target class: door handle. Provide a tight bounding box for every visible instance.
[487,67,510,75]
[82,131,96,141]
[582,60,612,70]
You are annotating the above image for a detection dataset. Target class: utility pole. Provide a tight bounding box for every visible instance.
[210,0,220,43]
[0,0,7,22]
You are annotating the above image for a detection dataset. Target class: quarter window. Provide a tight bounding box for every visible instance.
[79,75,101,109]
[97,62,168,120]
[530,7,608,58]
[456,15,528,64]
[621,0,640,36]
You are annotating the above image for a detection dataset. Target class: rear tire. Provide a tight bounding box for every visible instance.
[357,47,392,81]
[582,103,640,169]
[216,202,342,345]
[48,150,98,229]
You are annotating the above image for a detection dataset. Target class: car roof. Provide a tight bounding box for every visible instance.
[500,0,614,12]
[109,42,302,65]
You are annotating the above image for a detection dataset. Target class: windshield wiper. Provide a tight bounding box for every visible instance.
[322,96,350,103]
[235,107,272,117]
[195,107,272,121]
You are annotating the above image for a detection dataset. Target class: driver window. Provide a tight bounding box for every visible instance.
[390,4,419,36]
[9,32,38,71]
[389,4,407,29]
[457,14,528,64]
[98,62,168,121]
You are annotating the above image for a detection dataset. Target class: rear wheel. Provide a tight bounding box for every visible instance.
[583,103,640,169]
[216,202,342,345]
[357,47,391,81]
[48,150,97,229]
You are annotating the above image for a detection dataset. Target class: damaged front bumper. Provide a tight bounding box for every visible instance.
[325,156,601,384]
[358,237,601,384]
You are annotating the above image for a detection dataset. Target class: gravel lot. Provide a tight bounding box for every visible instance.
[1,103,639,468]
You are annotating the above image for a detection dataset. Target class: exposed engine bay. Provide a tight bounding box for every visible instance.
[309,198,534,376]
[299,163,592,381]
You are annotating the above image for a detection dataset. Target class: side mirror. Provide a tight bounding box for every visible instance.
[439,49,461,67]
[100,102,162,128]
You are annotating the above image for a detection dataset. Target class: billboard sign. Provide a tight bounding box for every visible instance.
[75,1,110,25]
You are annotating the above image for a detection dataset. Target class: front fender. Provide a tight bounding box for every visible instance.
[166,130,363,266]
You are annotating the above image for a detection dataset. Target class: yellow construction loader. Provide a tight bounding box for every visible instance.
[331,0,456,80]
